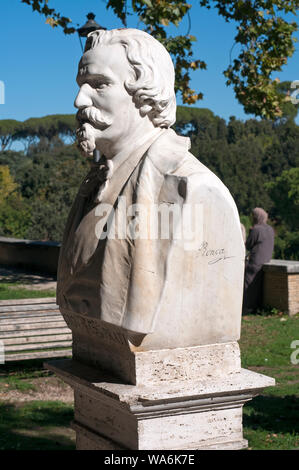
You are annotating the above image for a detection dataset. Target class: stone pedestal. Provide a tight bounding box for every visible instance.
[46,346,274,450]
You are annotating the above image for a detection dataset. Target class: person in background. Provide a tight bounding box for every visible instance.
[243,207,275,313]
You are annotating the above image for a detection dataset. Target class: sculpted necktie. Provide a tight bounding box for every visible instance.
[78,157,114,205]
[95,158,114,202]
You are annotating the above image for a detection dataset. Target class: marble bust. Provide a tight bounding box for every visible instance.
[56,28,245,365]
[50,31,274,447]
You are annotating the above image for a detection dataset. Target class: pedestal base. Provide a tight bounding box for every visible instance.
[46,359,275,450]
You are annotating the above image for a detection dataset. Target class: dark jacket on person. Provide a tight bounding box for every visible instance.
[243,221,274,311]
[245,223,275,268]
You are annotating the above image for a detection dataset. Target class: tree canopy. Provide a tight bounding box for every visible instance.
[0,114,76,153]
[21,0,299,119]
[266,167,299,230]
[0,165,31,238]
[265,168,299,259]
[0,120,22,151]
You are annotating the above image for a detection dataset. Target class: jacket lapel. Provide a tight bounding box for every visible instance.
[70,130,167,271]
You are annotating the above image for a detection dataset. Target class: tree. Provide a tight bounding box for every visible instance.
[21,0,298,119]
[0,120,22,151]
[266,168,299,260]
[0,195,32,238]
[0,115,77,154]
[266,167,299,230]
[0,165,31,238]
[202,1,298,119]
[17,145,89,241]
[0,165,18,204]
[175,106,299,215]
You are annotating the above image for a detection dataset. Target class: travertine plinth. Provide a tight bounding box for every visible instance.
[61,311,243,385]
[46,357,275,450]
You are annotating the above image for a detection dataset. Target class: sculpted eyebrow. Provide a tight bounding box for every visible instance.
[77,73,111,86]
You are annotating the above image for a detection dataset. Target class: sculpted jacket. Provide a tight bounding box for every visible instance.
[57,129,244,348]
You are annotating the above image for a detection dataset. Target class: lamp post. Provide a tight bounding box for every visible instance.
[77,13,106,52]
[77,13,107,163]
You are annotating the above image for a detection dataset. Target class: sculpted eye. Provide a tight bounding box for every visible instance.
[96,83,107,90]
[90,79,109,90]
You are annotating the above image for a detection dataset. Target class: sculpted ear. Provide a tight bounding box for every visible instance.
[129,92,154,116]
[138,102,153,116]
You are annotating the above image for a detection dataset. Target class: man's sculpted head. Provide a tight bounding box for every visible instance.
[75,28,176,158]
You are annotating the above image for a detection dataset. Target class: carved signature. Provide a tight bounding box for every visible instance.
[197,241,235,265]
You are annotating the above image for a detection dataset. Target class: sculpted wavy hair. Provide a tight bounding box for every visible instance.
[84,28,176,128]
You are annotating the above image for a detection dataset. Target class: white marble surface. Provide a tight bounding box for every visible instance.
[48,28,274,451]
[57,28,245,351]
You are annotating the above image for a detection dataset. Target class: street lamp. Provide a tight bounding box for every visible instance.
[77,13,106,52]
[77,13,107,163]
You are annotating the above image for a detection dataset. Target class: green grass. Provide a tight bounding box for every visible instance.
[0,360,75,450]
[0,401,75,450]
[0,360,50,392]
[0,282,56,300]
[243,395,299,450]
[240,313,299,450]
[240,314,299,368]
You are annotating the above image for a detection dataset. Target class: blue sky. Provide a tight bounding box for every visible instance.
[0,0,298,124]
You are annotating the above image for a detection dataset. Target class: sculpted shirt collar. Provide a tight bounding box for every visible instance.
[91,127,165,204]
[105,126,165,174]
[84,127,191,201]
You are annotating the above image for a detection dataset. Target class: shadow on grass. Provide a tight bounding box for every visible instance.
[0,401,75,450]
[1,359,46,373]
[244,394,299,435]
[0,267,56,285]
[0,359,71,380]
[0,360,53,386]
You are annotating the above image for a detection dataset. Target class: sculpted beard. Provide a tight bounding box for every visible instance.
[76,107,113,156]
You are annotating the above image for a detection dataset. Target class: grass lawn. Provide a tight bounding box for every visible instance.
[240,313,299,450]
[0,283,56,300]
[0,360,75,450]
[0,400,75,450]
[0,312,298,450]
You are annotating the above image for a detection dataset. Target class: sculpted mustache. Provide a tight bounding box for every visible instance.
[76,107,112,128]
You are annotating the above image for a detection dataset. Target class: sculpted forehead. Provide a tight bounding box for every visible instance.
[77,43,133,83]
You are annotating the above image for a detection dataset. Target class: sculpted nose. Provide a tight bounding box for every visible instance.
[74,84,93,109]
